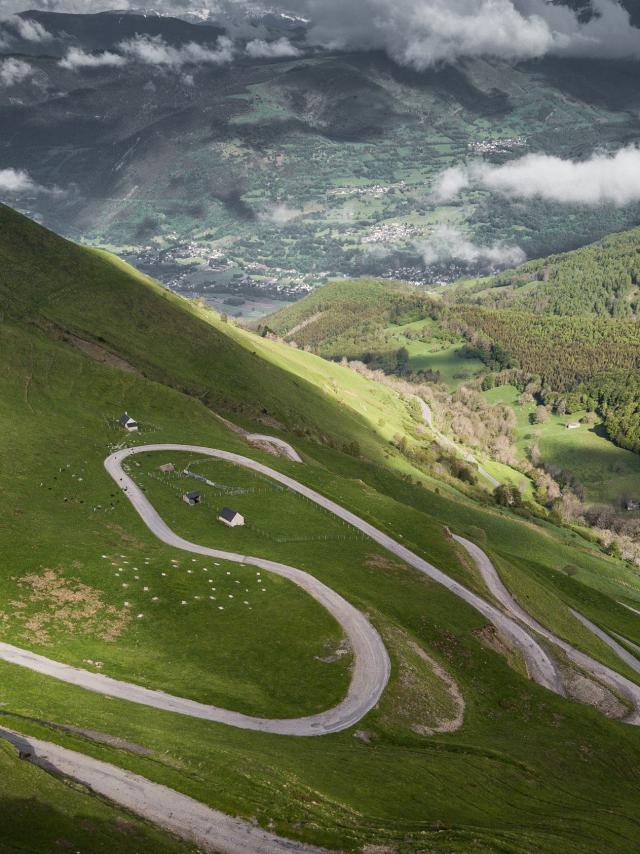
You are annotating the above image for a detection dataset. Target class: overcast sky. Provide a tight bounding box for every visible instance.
[2,1,640,67]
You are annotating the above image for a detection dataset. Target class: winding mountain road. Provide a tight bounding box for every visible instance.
[2,440,640,853]
[455,534,640,723]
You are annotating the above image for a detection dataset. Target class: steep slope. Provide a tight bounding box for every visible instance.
[0,205,408,461]
[3,208,640,852]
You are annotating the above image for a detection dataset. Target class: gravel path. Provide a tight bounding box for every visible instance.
[454,534,640,723]
[3,442,640,853]
[0,727,329,854]
[109,444,560,695]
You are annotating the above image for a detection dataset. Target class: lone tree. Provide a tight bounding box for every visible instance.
[533,405,551,424]
[395,346,410,374]
[494,483,523,508]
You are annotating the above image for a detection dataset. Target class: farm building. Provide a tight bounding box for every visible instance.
[159,463,175,473]
[182,491,202,506]
[218,507,245,527]
[119,412,138,432]
[566,422,581,430]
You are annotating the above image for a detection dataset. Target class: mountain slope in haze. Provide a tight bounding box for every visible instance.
[3,206,640,853]
[5,10,640,309]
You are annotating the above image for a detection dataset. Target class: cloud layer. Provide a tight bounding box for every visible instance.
[0,167,43,193]
[433,145,640,207]
[0,56,32,85]
[246,36,300,58]
[418,225,525,268]
[59,35,235,71]
[3,1,640,67]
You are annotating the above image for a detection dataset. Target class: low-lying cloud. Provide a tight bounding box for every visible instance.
[246,36,300,58]
[0,167,55,194]
[285,0,640,66]
[59,34,235,71]
[6,1,640,68]
[259,203,302,224]
[433,145,640,207]
[0,57,32,85]
[59,47,126,70]
[418,225,525,268]
[119,34,235,67]
[0,14,52,48]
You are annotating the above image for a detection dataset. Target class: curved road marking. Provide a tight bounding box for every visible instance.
[2,444,637,726]
[454,534,640,723]
[0,727,329,854]
[0,447,391,736]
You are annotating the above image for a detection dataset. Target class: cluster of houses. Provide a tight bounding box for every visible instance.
[181,488,245,527]
[119,413,245,527]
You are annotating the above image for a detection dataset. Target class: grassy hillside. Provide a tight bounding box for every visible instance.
[3,207,640,851]
[0,739,191,852]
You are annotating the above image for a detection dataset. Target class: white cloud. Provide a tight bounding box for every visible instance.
[431,165,471,203]
[0,57,32,86]
[0,168,43,193]
[3,1,640,67]
[58,35,235,72]
[295,0,640,67]
[59,47,127,70]
[119,34,235,68]
[432,145,640,207]
[10,14,51,41]
[246,36,300,58]
[418,225,525,267]
[0,14,52,47]
[260,203,301,224]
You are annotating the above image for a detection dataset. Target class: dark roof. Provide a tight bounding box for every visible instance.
[185,491,201,500]
[218,507,240,521]
[119,413,133,425]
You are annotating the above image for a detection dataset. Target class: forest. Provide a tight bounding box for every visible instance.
[452,226,640,317]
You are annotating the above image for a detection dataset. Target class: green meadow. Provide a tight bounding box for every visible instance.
[2,205,640,851]
[483,385,640,506]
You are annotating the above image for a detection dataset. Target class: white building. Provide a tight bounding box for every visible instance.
[119,413,138,432]
[218,507,245,527]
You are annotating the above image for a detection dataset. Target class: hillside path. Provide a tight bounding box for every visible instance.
[454,534,640,722]
[0,727,330,854]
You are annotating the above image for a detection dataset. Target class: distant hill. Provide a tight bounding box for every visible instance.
[451,226,640,318]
